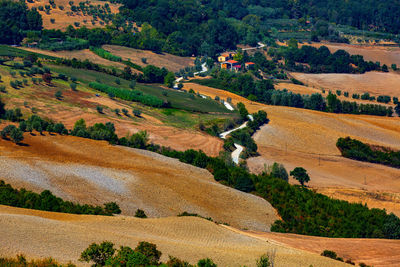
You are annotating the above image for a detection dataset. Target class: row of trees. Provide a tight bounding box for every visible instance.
[337,137,400,168]
[270,44,382,74]
[0,180,120,215]
[89,82,164,107]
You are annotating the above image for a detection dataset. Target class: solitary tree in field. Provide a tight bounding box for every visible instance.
[290,167,310,187]
[9,128,24,144]
[55,90,62,100]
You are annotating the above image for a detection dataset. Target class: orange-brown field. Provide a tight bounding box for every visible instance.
[184,82,400,216]
[26,0,120,30]
[0,134,278,231]
[103,45,194,72]
[291,71,400,97]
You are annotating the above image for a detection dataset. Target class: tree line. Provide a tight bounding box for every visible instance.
[337,137,400,169]
[0,180,120,216]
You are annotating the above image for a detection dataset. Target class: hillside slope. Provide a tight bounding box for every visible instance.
[0,205,349,267]
[0,134,277,231]
[184,82,400,216]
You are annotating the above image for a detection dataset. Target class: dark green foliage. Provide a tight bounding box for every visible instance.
[1,125,23,143]
[237,102,248,120]
[134,241,161,266]
[90,47,121,62]
[70,83,77,91]
[96,106,103,114]
[256,254,271,267]
[38,37,89,51]
[377,95,391,104]
[337,137,400,169]
[197,258,217,267]
[268,163,288,182]
[104,202,121,214]
[9,127,24,143]
[71,119,118,143]
[4,108,23,122]
[55,90,62,100]
[0,180,119,215]
[290,167,310,186]
[134,209,147,218]
[321,250,337,259]
[80,241,115,266]
[89,82,164,107]
[133,109,141,117]
[272,45,380,74]
[0,0,42,45]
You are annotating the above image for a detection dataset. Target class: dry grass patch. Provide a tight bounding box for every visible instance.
[103,45,194,72]
[26,0,120,30]
[291,71,400,97]
[0,205,348,267]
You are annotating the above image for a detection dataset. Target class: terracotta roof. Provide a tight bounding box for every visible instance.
[245,62,255,65]
[233,65,241,68]
[226,60,238,64]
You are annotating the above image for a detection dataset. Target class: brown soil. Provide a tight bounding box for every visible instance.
[0,205,348,267]
[103,45,194,72]
[26,0,120,30]
[0,134,278,231]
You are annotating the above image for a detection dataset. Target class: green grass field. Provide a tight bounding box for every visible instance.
[48,64,231,113]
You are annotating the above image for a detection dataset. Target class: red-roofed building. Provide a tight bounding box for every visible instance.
[245,62,255,69]
[232,64,241,72]
[221,59,239,70]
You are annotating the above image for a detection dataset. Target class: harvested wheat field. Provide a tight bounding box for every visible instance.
[0,205,350,267]
[291,71,400,97]
[19,47,128,70]
[103,45,194,72]
[304,42,400,67]
[0,134,278,231]
[242,230,400,267]
[26,0,120,30]
[184,83,400,215]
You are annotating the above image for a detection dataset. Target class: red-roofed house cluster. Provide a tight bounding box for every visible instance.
[218,52,255,72]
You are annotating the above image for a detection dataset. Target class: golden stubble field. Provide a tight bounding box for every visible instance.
[184,82,400,216]
[0,205,353,267]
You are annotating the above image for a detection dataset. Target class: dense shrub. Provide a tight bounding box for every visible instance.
[337,137,400,168]
[89,82,163,107]
[90,46,122,62]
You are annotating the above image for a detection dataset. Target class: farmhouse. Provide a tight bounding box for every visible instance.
[221,59,239,70]
[218,52,236,62]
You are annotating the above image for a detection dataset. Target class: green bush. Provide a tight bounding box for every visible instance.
[89,82,163,107]
[90,47,122,62]
[134,209,147,218]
